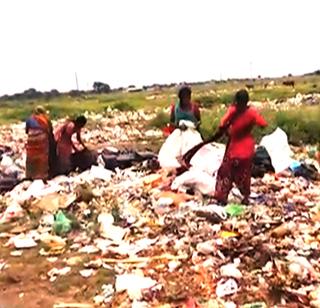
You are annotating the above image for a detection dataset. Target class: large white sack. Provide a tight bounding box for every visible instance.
[190,143,225,175]
[171,169,216,195]
[260,127,293,173]
[171,142,225,195]
[158,121,202,169]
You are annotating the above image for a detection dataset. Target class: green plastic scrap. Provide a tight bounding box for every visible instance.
[225,204,245,217]
[241,302,267,308]
[53,210,72,235]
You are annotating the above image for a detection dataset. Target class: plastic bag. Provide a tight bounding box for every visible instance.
[189,143,225,175]
[0,203,24,224]
[171,169,216,195]
[158,121,202,169]
[260,128,293,173]
[225,204,245,217]
[53,211,72,235]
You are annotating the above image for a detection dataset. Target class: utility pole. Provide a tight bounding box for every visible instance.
[75,72,79,90]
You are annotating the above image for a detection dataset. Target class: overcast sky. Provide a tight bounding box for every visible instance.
[0,0,319,95]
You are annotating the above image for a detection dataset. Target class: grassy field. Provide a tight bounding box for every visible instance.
[0,74,320,145]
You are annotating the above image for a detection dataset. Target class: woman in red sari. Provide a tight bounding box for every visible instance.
[54,116,87,175]
[25,106,55,180]
[214,90,267,205]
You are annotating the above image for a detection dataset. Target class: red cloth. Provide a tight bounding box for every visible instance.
[162,124,175,136]
[220,105,267,160]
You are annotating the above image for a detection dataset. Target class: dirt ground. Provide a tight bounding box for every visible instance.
[0,238,114,308]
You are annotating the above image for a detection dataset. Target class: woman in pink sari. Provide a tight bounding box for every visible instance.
[54,116,87,175]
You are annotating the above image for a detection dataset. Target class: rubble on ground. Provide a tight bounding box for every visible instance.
[0,110,320,307]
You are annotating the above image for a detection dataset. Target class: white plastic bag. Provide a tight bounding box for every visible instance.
[260,128,293,173]
[158,120,202,168]
[115,273,157,300]
[190,143,225,175]
[0,203,24,224]
[0,155,14,169]
[171,142,225,195]
[171,169,216,195]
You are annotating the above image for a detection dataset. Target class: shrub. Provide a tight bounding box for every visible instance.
[148,111,170,129]
[274,107,320,145]
[197,96,215,108]
[219,93,234,105]
[112,102,135,111]
[199,107,226,139]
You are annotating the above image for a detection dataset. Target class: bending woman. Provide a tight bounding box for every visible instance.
[54,116,87,175]
[214,89,267,205]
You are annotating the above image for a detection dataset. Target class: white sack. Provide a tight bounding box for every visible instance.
[260,127,293,173]
[171,169,216,195]
[190,143,225,175]
[171,142,225,195]
[158,120,202,168]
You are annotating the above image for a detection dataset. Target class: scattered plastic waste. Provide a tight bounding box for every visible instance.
[0,111,319,307]
[225,204,245,217]
[12,236,37,249]
[115,273,158,300]
[220,263,242,279]
[53,211,72,236]
[48,267,71,282]
[216,278,239,297]
[0,203,24,224]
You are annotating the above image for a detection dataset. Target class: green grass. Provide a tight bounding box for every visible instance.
[0,92,170,124]
[149,104,320,145]
[148,111,170,129]
[0,75,320,144]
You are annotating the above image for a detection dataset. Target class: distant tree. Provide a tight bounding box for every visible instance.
[23,88,42,99]
[93,82,111,93]
[50,89,60,96]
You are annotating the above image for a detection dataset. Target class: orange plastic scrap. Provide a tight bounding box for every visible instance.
[158,191,193,207]
[219,231,239,238]
[312,212,320,223]
[143,174,163,188]
[184,297,202,308]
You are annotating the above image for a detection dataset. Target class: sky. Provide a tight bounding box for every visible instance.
[0,0,319,95]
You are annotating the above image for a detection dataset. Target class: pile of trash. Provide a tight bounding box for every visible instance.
[276,93,320,107]
[0,110,161,193]
[250,93,320,111]
[0,113,320,307]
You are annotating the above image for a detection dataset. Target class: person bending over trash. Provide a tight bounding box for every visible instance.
[54,115,87,175]
[214,89,267,205]
[170,85,201,130]
[25,106,56,180]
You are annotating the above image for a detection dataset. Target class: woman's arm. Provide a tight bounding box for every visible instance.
[76,130,86,149]
[219,105,236,128]
[254,111,268,127]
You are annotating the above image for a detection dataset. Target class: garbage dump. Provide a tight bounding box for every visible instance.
[0,110,320,307]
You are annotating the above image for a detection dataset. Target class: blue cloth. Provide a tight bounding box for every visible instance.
[26,117,41,130]
[289,160,301,172]
[174,102,197,126]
